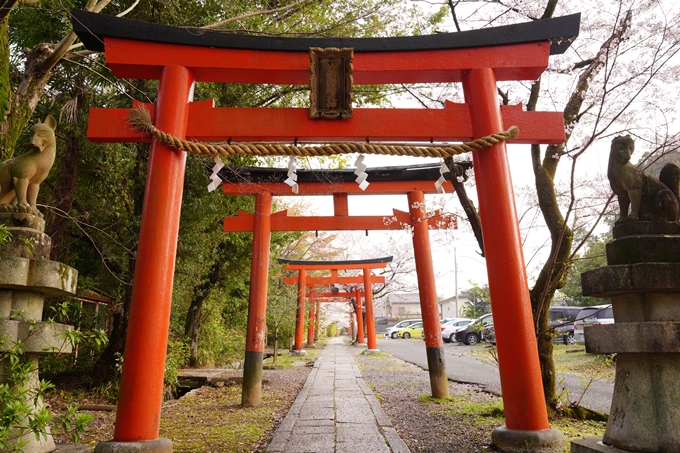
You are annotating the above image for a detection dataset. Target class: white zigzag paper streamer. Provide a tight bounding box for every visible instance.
[354,155,369,191]
[207,156,225,192]
[434,161,450,194]
[284,157,299,194]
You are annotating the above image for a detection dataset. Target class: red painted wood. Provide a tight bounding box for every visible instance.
[283,275,385,285]
[245,192,272,355]
[408,191,444,351]
[463,68,549,431]
[114,66,194,442]
[221,181,454,196]
[104,37,550,83]
[334,194,349,216]
[294,270,306,351]
[363,269,377,350]
[223,209,456,231]
[356,289,364,345]
[307,302,315,346]
[87,102,564,144]
[312,291,363,298]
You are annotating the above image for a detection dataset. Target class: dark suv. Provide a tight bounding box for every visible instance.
[549,306,582,345]
[454,313,494,345]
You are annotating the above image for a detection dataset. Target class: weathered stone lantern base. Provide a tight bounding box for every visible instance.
[0,213,78,453]
[572,222,680,453]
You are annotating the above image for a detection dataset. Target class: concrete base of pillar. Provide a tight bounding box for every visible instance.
[55,444,92,452]
[491,427,566,453]
[94,438,173,453]
[304,343,316,349]
[290,350,307,356]
[365,349,381,354]
[571,437,629,452]
[355,343,367,348]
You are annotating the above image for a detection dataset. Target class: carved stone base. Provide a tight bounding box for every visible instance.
[0,212,45,232]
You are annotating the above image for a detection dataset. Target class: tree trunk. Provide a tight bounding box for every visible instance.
[445,158,485,256]
[91,141,148,381]
[46,81,85,261]
[184,242,228,367]
[529,141,574,416]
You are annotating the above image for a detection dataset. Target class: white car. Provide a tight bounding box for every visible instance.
[573,304,614,344]
[384,319,421,339]
[441,318,473,343]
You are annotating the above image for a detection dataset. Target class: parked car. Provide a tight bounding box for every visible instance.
[573,304,614,344]
[454,313,494,345]
[441,318,473,343]
[385,319,421,339]
[398,321,423,339]
[549,306,583,345]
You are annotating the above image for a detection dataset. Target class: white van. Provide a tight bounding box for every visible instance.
[573,304,614,344]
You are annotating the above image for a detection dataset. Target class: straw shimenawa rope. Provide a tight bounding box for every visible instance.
[127,106,519,158]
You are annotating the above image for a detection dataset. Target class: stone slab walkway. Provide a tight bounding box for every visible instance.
[267,337,410,453]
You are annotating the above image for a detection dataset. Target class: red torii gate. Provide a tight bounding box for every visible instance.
[220,163,457,406]
[72,8,579,452]
[281,258,388,353]
[283,270,385,349]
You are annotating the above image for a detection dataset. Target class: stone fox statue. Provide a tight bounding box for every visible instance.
[608,135,680,223]
[0,115,57,216]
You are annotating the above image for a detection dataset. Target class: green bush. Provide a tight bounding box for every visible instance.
[325,323,337,337]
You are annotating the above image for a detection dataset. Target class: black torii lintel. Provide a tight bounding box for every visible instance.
[278,257,393,266]
[214,162,473,184]
[70,8,579,55]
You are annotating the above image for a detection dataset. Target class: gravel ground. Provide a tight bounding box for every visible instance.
[46,345,502,452]
[46,366,312,452]
[352,348,503,453]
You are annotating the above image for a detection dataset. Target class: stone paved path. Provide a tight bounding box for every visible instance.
[267,337,410,453]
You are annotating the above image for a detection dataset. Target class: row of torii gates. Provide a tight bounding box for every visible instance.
[72,7,580,452]
[279,256,390,353]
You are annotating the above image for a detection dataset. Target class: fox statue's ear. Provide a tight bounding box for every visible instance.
[43,115,57,131]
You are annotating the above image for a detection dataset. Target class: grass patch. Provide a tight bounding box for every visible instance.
[419,392,606,448]
[263,349,321,369]
[362,351,390,357]
[465,344,615,381]
[552,344,615,381]
[160,385,283,452]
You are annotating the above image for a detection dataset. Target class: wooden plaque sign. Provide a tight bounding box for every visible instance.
[309,47,353,119]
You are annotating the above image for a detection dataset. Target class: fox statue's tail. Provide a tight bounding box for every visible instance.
[660,163,680,204]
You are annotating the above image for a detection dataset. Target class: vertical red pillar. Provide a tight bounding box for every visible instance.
[408,191,449,399]
[363,269,378,351]
[314,298,321,341]
[349,311,354,339]
[306,298,315,347]
[293,270,306,352]
[241,192,273,407]
[113,65,194,443]
[463,68,563,451]
[355,289,364,345]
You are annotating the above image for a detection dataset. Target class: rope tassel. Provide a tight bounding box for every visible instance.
[127,106,519,159]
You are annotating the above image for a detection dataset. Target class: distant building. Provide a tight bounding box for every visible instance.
[383,292,421,318]
[439,291,471,319]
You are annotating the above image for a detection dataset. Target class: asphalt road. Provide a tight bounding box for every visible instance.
[375,337,614,414]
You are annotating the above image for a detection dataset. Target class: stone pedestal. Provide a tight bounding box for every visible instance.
[0,213,78,453]
[572,222,680,452]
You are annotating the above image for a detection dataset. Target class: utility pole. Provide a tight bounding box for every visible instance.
[454,247,459,317]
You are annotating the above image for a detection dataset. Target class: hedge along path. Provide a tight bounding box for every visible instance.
[127,106,519,158]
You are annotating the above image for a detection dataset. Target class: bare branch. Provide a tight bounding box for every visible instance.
[201,0,313,30]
